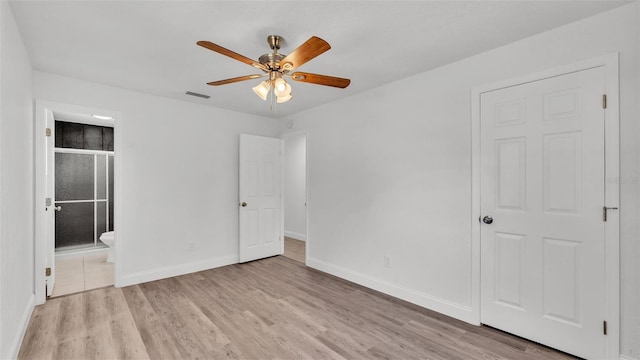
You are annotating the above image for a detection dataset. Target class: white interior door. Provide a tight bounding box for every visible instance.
[239,134,283,263]
[45,109,56,296]
[480,66,606,359]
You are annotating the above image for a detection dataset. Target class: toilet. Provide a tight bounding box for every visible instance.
[99,231,115,263]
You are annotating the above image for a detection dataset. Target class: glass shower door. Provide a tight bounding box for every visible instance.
[54,151,112,251]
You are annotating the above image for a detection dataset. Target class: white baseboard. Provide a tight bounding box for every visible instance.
[284,230,306,241]
[620,355,639,360]
[7,293,35,360]
[306,257,477,325]
[116,254,238,288]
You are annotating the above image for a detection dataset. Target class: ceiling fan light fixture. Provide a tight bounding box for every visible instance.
[274,78,286,92]
[252,80,271,101]
[274,78,292,97]
[198,35,350,110]
[277,93,292,103]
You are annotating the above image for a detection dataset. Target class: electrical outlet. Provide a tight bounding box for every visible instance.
[384,256,391,268]
[189,242,195,251]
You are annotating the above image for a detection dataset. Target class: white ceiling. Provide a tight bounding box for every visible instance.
[9,1,630,119]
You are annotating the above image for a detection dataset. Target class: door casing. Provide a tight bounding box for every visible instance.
[281,130,309,264]
[34,100,122,304]
[470,53,620,359]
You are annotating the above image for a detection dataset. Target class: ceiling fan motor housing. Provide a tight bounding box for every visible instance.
[258,53,286,71]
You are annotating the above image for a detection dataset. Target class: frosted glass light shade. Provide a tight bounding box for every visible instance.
[277,93,292,103]
[274,78,286,92]
[252,80,270,101]
[274,79,291,97]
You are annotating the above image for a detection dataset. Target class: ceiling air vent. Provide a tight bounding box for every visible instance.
[185,91,210,99]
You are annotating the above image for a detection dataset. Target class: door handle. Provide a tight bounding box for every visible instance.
[54,206,62,212]
[482,215,493,224]
[240,202,247,207]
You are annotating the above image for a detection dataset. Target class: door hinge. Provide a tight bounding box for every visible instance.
[602,94,607,109]
[45,267,51,276]
[603,320,607,335]
[45,128,52,137]
[603,206,618,222]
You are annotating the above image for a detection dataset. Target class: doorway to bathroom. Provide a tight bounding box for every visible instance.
[34,101,121,303]
[51,119,115,297]
[282,132,307,264]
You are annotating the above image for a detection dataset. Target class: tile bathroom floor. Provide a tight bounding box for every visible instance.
[52,253,114,298]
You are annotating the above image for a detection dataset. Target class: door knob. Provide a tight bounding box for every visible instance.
[54,206,62,212]
[241,202,247,207]
[482,216,493,224]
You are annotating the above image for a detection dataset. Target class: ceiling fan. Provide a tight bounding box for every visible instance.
[197,35,350,104]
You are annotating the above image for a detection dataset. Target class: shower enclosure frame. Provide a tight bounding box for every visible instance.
[54,147,114,252]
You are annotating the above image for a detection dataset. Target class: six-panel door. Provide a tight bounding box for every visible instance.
[480,67,606,359]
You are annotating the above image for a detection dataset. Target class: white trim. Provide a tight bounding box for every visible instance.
[106,155,110,232]
[55,199,108,204]
[94,154,98,246]
[34,100,122,303]
[113,113,123,287]
[280,139,285,255]
[54,148,114,155]
[470,53,620,359]
[284,230,306,241]
[6,294,35,360]
[118,254,238,287]
[304,131,309,265]
[620,355,639,360]
[307,257,476,324]
[280,129,309,264]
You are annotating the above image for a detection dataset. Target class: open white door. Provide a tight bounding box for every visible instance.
[44,109,56,296]
[239,134,283,263]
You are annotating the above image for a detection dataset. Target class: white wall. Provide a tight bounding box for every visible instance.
[280,3,640,358]
[0,1,35,359]
[284,133,306,241]
[33,72,278,286]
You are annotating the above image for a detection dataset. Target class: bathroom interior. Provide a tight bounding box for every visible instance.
[52,116,115,297]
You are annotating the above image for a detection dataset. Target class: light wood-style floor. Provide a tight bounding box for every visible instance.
[52,253,114,297]
[283,236,305,263]
[20,256,577,360]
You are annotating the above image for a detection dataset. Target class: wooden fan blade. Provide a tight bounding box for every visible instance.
[290,72,351,88]
[279,36,331,71]
[197,41,267,71]
[207,74,263,86]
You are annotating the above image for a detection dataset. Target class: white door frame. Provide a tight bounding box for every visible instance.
[280,130,309,264]
[470,53,620,359]
[34,100,123,304]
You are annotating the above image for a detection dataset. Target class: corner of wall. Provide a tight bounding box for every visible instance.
[0,1,35,358]
[5,295,34,360]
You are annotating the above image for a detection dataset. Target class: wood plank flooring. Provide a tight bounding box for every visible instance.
[283,236,305,263]
[19,256,577,360]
